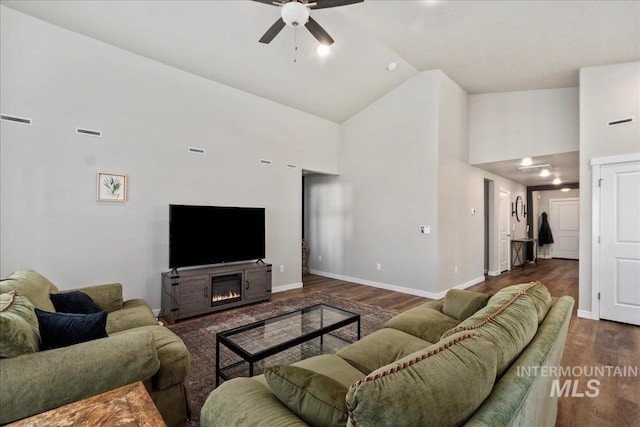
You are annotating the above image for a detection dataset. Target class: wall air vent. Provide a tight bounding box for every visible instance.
[1,114,32,125]
[188,147,205,154]
[286,164,297,169]
[76,127,102,137]
[607,117,635,127]
[260,159,272,165]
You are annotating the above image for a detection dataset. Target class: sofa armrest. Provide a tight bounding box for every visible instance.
[63,283,124,312]
[0,330,160,424]
[106,299,157,334]
[201,378,307,427]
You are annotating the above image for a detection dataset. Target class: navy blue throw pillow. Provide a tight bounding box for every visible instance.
[35,309,108,350]
[50,291,102,314]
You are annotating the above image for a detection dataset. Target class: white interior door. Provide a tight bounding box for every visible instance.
[599,160,640,326]
[499,190,510,272]
[549,198,580,259]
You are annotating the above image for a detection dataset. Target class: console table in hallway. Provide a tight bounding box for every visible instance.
[511,238,537,270]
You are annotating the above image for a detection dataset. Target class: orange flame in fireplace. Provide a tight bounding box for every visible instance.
[212,291,240,303]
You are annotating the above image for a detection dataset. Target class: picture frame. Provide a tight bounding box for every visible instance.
[97,172,127,202]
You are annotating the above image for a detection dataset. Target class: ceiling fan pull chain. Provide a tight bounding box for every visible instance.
[293,27,298,63]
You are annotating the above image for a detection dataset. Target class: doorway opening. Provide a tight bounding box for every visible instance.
[484,179,509,276]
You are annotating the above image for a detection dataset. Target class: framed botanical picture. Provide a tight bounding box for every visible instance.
[97,173,127,202]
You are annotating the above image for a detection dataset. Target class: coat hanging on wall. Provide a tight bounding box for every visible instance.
[539,211,554,246]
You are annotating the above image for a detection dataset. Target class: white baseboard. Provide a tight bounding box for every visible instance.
[577,309,594,320]
[272,282,303,293]
[453,276,486,290]
[309,270,484,300]
[487,270,501,277]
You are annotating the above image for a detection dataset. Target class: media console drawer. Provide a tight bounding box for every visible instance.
[161,262,272,324]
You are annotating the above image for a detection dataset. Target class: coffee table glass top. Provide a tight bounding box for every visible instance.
[218,304,359,357]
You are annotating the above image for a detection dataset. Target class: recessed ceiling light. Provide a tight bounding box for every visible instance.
[386,62,397,71]
[561,188,571,192]
[317,44,330,56]
[553,178,562,185]
[540,169,550,177]
[518,163,552,171]
[520,157,533,166]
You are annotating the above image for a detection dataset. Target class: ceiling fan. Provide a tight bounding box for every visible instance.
[253,0,364,45]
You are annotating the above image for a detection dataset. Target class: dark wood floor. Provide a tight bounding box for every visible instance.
[274,259,639,427]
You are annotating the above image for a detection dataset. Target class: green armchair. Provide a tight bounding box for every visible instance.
[0,269,191,427]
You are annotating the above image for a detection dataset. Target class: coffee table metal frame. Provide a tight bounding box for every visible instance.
[216,303,361,386]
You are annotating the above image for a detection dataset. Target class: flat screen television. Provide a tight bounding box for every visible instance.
[169,204,265,269]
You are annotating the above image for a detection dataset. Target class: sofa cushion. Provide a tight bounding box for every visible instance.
[490,282,552,324]
[0,269,59,312]
[443,283,541,377]
[265,365,348,427]
[290,354,368,388]
[202,378,308,427]
[442,289,491,321]
[115,325,190,389]
[50,291,102,314]
[337,328,432,374]
[35,309,108,350]
[0,291,41,357]
[384,301,459,343]
[346,334,497,427]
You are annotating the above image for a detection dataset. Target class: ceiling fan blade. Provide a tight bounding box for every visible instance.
[312,0,363,9]
[305,16,334,45]
[259,18,286,44]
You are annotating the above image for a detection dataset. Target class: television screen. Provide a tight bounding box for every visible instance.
[169,205,265,269]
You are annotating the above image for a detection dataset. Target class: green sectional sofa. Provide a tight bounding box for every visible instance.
[0,269,192,427]
[201,283,574,427]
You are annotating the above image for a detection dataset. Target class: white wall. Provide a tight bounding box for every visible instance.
[437,73,482,291]
[0,7,340,308]
[306,70,526,297]
[579,61,640,315]
[469,87,579,164]
[325,71,441,295]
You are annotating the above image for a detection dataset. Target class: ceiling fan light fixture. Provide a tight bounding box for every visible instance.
[317,44,330,56]
[281,2,310,27]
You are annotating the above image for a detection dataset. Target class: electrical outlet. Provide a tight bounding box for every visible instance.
[318,255,322,261]
[376,263,382,271]
[420,225,431,234]
[454,265,459,274]
[279,265,284,273]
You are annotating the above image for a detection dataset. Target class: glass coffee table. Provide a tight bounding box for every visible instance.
[216,304,360,385]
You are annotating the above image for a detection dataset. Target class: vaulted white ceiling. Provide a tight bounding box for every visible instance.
[4,0,638,124]
[2,0,639,185]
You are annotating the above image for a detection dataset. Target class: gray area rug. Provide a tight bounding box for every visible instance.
[169,291,397,426]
